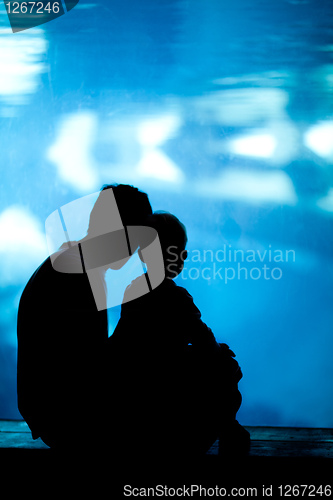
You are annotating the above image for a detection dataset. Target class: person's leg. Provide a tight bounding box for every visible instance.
[185,343,250,456]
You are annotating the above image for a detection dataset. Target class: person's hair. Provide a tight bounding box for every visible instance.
[88,184,152,235]
[148,211,187,278]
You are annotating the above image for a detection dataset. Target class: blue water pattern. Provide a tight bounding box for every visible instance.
[0,0,332,427]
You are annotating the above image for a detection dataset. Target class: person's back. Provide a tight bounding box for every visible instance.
[17,247,107,446]
[109,212,249,456]
[17,184,153,449]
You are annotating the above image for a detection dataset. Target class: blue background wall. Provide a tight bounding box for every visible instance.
[0,0,332,427]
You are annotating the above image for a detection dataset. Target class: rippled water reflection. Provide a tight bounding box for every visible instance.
[0,0,332,426]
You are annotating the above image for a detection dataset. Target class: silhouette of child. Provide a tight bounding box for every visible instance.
[107,211,250,457]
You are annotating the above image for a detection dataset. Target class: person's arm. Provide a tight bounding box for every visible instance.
[176,286,220,351]
[177,287,243,387]
[177,286,240,360]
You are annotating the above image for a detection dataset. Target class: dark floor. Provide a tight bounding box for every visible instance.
[0,420,332,494]
[1,420,332,457]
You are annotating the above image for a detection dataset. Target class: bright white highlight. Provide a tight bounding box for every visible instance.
[199,169,297,205]
[0,28,47,104]
[304,121,333,158]
[230,133,277,158]
[137,150,184,183]
[47,112,99,193]
[137,115,181,147]
[136,114,184,183]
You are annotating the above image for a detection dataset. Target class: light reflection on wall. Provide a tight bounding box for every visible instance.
[0,26,47,113]
[47,112,100,192]
[304,121,333,159]
[197,169,297,205]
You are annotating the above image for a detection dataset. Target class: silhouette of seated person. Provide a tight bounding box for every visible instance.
[17,184,153,449]
[107,211,250,458]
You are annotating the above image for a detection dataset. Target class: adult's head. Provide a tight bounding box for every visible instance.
[85,184,153,271]
[88,184,153,236]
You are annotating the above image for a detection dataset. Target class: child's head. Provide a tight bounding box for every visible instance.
[148,211,188,279]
